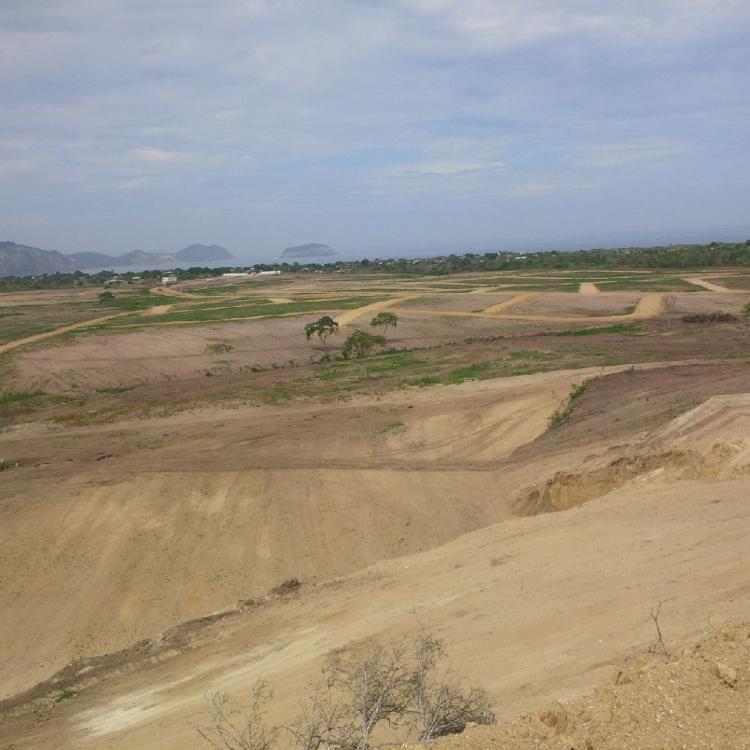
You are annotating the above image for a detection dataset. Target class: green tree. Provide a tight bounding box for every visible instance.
[370,311,399,336]
[98,291,115,304]
[304,315,339,348]
[342,330,386,359]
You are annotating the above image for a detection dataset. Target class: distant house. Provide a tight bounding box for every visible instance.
[257,270,282,276]
[222,272,251,278]
[161,274,178,286]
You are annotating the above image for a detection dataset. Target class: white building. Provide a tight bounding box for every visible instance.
[161,274,178,285]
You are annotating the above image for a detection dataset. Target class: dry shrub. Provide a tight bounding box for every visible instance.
[197,633,495,750]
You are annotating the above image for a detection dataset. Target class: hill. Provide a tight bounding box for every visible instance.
[0,241,77,277]
[281,242,335,259]
[66,251,120,267]
[0,241,234,275]
[176,244,233,262]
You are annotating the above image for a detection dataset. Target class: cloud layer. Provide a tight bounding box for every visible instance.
[1,0,749,257]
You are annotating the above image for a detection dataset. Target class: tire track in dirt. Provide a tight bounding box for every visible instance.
[579,282,599,294]
[480,292,539,314]
[336,294,423,326]
[684,277,742,293]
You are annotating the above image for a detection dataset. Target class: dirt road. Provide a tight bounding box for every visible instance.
[684,276,740,293]
[481,292,539,314]
[336,294,422,325]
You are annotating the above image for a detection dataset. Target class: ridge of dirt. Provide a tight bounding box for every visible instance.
[515,443,748,515]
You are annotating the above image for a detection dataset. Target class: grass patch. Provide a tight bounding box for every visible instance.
[102,289,179,310]
[548,379,592,429]
[597,277,699,292]
[444,361,498,384]
[404,375,442,387]
[368,349,427,373]
[53,689,76,703]
[0,390,47,406]
[206,342,234,354]
[381,419,405,432]
[185,285,240,295]
[96,385,135,395]
[550,323,641,336]
[315,361,353,381]
[141,296,385,324]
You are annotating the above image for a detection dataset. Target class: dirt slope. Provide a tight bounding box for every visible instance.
[2,474,748,749]
[1,372,750,749]
[408,621,750,749]
[1,367,599,699]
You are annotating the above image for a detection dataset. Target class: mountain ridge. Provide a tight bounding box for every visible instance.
[0,241,233,276]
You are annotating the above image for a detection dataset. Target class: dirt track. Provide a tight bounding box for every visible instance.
[684,276,742,293]
[578,281,599,294]
[336,294,422,325]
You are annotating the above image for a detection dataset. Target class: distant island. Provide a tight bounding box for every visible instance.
[0,241,233,277]
[281,243,335,259]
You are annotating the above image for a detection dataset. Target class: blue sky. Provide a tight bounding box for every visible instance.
[1,0,749,260]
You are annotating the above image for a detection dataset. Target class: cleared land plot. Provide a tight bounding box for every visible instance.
[595,275,701,291]
[396,292,516,312]
[704,274,750,290]
[491,292,641,317]
[0,302,120,345]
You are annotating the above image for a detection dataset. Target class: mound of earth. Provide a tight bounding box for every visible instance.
[412,621,750,750]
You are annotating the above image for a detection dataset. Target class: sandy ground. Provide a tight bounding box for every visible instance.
[497,291,639,317]
[685,276,742,293]
[406,620,750,749]
[336,294,422,325]
[395,291,666,323]
[3,472,749,748]
[578,281,599,294]
[1,366,611,697]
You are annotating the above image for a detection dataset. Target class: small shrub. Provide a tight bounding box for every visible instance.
[207,342,234,354]
[681,312,737,323]
[269,578,301,596]
[548,379,592,430]
[381,420,405,433]
[341,330,386,359]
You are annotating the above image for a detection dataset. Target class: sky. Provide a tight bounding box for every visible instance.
[1,0,749,261]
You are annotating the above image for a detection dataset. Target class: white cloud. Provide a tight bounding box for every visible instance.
[131,146,187,164]
[400,160,505,177]
[582,140,687,168]
[508,180,600,196]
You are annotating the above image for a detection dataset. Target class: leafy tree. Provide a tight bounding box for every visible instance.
[370,311,399,336]
[304,316,339,348]
[98,291,115,304]
[341,330,386,359]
